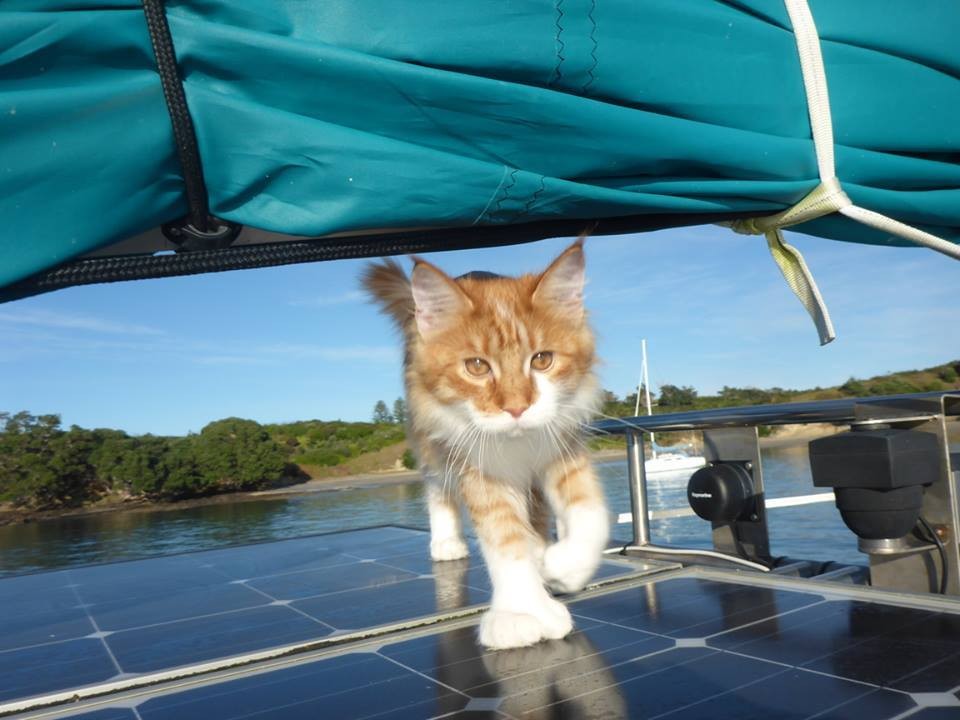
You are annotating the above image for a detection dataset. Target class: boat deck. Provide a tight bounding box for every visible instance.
[5,527,960,719]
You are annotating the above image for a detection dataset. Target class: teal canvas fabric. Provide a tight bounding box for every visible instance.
[1,0,958,290]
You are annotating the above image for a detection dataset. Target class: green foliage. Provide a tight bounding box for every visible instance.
[0,413,99,507]
[121,436,171,496]
[0,413,293,507]
[658,384,698,408]
[372,400,393,423]
[393,397,407,425]
[401,449,417,470]
[193,418,287,491]
[271,420,405,467]
[839,377,867,396]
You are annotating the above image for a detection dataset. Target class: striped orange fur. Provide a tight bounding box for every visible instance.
[362,236,609,649]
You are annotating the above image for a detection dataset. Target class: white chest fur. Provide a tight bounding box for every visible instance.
[466,431,564,486]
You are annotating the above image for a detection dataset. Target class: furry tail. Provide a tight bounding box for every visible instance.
[361,258,415,332]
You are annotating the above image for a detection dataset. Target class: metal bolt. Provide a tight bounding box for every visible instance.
[744,462,753,471]
[935,524,951,542]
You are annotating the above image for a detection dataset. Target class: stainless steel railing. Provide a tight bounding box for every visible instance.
[590,391,960,586]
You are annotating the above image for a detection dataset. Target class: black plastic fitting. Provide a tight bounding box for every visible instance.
[809,427,941,540]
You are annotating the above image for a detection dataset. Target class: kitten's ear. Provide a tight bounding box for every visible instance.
[533,238,586,317]
[410,258,472,337]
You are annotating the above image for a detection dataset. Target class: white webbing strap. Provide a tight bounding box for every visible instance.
[728,178,847,345]
[729,0,960,344]
[765,229,835,345]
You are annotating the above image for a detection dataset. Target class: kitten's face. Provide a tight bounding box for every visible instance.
[408,242,598,439]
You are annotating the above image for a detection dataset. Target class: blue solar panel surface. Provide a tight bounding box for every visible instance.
[1,526,641,707]
[42,575,960,720]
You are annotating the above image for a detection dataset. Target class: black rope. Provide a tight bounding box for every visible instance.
[141,0,210,232]
[0,212,746,303]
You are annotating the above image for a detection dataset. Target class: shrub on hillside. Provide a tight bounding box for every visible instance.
[402,449,417,470]
[0,413,100,508]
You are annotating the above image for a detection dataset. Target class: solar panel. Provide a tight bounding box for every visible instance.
[36,573,957,720]
[0,527,646,708]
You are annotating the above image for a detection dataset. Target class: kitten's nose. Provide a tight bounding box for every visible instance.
[504,406,528,419]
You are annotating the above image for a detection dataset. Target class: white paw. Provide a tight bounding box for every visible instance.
[542,541,601,594]
[477,598,573,649]
[430,536,470,561]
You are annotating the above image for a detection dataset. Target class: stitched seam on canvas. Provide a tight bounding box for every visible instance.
[582,0,599,94]
[550,0,566,86]
[521,175,547,217]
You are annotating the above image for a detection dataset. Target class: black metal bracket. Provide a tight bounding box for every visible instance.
[162,217,242,252]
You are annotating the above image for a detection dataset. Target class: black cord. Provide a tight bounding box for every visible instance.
[916,516,948,595]
[141,0,210,232]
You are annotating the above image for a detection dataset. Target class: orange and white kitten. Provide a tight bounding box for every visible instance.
[362,239,608,649]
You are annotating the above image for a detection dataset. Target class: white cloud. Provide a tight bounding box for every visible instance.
[188,343,400,366]
[0,309,163,336]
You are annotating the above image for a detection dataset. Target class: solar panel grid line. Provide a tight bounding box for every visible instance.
[365,557,492,597]
[625,657,793,720]
[469,639,683,711]
[0,630,377,717]
[243,563,422,603]
[374,652,474,701]
[567,612,679,643]
[641,669,904,720]
[67,583,124,677]
[565,579,792,640]
[0,528,652,716]
[702,597,835,640]
[10,573,956,720]
[707,602,960,702]
[740,644,960,715]
[228,579,338,630]
[500,646,724,718]
[80,591,274,636]
[687,566,960,615]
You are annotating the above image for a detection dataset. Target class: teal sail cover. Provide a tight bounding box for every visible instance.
[1,0,958,295]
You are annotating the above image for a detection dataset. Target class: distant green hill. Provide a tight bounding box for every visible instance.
[3,361,957,512]
[263,420,406,470]
[601,360,960,417]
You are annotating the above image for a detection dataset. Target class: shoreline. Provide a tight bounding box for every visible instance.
[0,431,827,527]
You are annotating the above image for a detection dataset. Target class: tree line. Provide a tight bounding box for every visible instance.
[0,412,293,508]
[372,398,407,424]
[5,361,955,511]
[0,411,409,511]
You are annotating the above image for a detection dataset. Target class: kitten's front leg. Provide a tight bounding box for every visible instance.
[541,453,609,594]
[424,477,470,561]
[460,470,573,649]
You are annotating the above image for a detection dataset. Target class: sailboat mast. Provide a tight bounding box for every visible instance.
[641,339,656,457]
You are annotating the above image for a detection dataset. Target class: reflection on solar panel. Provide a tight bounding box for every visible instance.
[24,573,960,720]
[0,527,648,710]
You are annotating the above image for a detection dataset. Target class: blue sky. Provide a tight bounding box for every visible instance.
[1,225,955,436]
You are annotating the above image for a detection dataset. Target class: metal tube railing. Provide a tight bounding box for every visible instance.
[589,390,953,435]
[594,391,959,572]
[624,431,650,546]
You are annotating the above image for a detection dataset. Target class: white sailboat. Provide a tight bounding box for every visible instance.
[635,339,707,477]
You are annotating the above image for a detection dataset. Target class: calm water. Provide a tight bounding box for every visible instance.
[0,445,863,577]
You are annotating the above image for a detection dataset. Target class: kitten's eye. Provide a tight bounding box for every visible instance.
[531,351,554,371]
[464,357,492,376]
